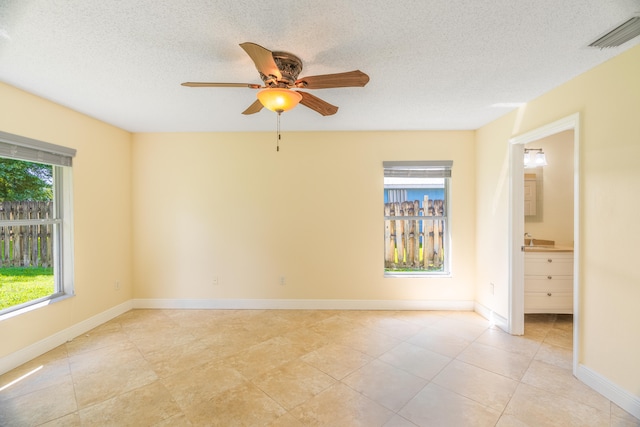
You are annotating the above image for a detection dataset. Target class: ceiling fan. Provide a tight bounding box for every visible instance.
[181,42,370,116]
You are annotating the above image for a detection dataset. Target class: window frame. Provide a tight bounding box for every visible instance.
[383,161,452,277]
[0,131,75,318]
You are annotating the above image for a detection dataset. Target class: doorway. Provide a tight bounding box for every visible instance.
[508,113,580,375]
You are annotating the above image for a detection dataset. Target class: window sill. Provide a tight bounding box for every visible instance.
[0,293,74,322]
[384,273,452,278]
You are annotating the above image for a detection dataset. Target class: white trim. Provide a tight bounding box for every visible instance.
[508,141,526,335]
[474,302,509,332]
[132,298,475,311]
[576,364,640,420]
[508,112,580,371]
[0,293,73,322]
[510,113,580,143]
[0,301,132,375]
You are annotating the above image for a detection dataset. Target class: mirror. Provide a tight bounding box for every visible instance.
[524,168,543,221]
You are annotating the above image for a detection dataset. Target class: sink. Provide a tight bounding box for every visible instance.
[524,238,555,248]
[523,238,573,252]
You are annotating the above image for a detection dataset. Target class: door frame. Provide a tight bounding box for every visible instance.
[508,113,580,374]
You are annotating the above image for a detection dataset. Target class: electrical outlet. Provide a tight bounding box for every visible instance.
[490,282,495,295]
[212,276,219,285]
[114,280,120,291]
[279,276,286,286]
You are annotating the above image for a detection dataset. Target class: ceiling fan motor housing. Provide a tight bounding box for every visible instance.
[260,51,303,87]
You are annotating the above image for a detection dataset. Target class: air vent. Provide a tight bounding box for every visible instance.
[589,16,640,48]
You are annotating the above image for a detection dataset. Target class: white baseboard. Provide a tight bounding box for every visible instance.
[474,302,509,332]
[0,300,132,375]
[474,303,639,420]
[132,298,476,311]
[576,364,640,420]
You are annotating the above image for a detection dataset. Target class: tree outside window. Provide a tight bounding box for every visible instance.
[0,159,55,310]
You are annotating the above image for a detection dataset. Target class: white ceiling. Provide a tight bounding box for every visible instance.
[1,0,639,133]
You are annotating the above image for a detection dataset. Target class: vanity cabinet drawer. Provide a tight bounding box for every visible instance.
[525,292,573,314]
[524,251,573,314]
[524,276,573,293]
[524,257,573,276]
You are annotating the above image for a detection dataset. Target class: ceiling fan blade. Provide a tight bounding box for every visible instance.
[298,91,338,116]
[239,42,282,80]
[295,70,369,89]
[181,82,261,88]
[242,99,264,115]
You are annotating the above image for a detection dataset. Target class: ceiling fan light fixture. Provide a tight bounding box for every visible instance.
[257,88,302,113]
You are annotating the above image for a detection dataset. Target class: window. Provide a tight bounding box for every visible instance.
[0,131,75,316]
[383,161,451,276]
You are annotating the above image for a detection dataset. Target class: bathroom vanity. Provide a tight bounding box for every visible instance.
[524,247,574,314]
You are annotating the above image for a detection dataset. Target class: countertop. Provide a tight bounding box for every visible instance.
[523,245,574,253]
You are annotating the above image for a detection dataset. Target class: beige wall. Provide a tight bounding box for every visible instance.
[474,112,513,317]
[0,83,133,358]
[476,45,640,396]
[131,131,476,303]
[2,44,638,402]
[524,130,574,247]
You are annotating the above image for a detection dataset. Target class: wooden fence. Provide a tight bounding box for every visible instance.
[384,197,445,270]
[0,201,54,267]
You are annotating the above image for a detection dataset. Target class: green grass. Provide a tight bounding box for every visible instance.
[0,267,54,310]
[385,246,446,273]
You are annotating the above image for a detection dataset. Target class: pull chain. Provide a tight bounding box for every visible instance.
[276,111,281,152]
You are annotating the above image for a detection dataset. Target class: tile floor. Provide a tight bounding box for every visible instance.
[1,310,638,426]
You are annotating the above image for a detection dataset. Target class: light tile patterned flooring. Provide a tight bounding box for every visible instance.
[1,310,638,426]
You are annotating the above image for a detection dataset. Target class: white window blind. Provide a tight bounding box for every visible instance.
[383,161,452,178]
[0,130,76,166]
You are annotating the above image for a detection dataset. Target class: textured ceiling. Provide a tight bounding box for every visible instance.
[1,0,639,132]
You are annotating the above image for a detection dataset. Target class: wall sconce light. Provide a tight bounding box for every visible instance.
[257,88,302,113]
[524,148,547,168]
